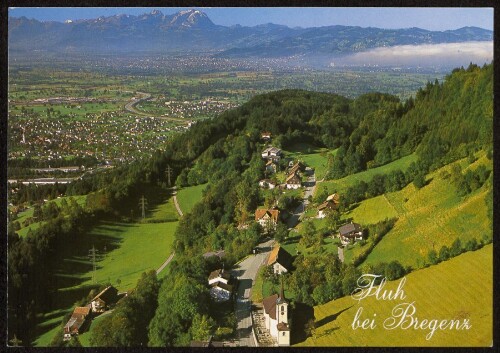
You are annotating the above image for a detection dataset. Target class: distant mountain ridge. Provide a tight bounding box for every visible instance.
[8,9,493,57]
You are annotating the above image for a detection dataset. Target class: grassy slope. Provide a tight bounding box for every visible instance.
[296,244,492,347]
[33,194,179,347]
[176,183,207,214]
[319,153,418,195]
[363,154,491,268]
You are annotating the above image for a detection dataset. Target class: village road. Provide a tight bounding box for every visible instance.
[231,238,275,347]
[286,168,316,228]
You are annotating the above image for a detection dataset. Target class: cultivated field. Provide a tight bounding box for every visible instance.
[362,155,491,268]
[295,244,492,347]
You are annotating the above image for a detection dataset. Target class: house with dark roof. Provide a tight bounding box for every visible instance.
[63,305,91,341]
[317,200,338,218]
[90,285,119,313]
[338,222,363,244]
[262,282,290,346]
[267,245,294,274]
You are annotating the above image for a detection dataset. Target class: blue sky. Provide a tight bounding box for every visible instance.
[9,7,493,31]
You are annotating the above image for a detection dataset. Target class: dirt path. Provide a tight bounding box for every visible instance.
[156,251,175,274]
[173,193,183,217]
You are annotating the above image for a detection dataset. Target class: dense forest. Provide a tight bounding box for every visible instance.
[7,63,493,346]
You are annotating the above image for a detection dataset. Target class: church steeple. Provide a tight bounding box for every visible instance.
[277,276,287,304]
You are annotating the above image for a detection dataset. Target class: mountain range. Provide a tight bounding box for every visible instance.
[9,9,493,58]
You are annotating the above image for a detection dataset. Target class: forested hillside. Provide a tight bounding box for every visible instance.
[8,63,492,346]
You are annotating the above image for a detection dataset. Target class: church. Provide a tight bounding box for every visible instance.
[262,283,290,346]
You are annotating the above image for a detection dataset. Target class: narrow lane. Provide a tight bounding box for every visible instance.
[231,238,275,347]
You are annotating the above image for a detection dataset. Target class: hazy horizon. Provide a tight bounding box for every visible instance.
[8,7,494,32]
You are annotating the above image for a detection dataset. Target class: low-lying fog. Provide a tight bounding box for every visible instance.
[330,41,493,69]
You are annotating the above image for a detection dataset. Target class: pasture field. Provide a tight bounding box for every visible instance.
[295,244,492,347]
[79,220,177,291]
[176,183,207,214]
[320,153,418,195]
[363,155,491,268]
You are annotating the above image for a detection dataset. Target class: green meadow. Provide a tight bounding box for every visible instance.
[295,244,492,347]
[176,183,207,214]
[320,153,418,194]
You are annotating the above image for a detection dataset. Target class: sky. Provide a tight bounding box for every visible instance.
[8,7,494,31]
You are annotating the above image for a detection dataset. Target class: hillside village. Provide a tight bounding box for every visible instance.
[7,63,493,348]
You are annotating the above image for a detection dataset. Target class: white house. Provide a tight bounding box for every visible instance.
[259,179,277,189]
[208,268,231,285]
[90,286,118,313]
[267,245,294,274]
[262,147,282,159]
[262,284,290,346]
[255,208,280,232]
[208,269,233,302]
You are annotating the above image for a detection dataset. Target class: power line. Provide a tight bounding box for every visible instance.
[138,195,148,219]
[88,245,100,284]
[165,165,173,187]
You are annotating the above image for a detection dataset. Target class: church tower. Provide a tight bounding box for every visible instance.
[276,278,290,346]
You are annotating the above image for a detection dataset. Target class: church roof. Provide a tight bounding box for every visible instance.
[262,294,279,320]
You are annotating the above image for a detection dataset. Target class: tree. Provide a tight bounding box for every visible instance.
[413,172,426,189]
[450,238,462,257]
[304,319,316,338]
[438,245,450,262]
[299,221,317,248]
[274,222,289,243]
[190,314,216,341]
[427,249,438,265]
[384,261,405,280]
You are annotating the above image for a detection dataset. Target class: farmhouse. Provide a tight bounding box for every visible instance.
[255,208,280,231]
[267,245,294,274]
[208,269,234,302]
[63,305,91,341]
[287,161,305,176]
[317,200,338,218]
[90,285,119,313]
[261,131,272,141]
[262,283,290,346]
[208,268,231,285]
[285,173,302,189]
[338,222,363,244]
[259,179,277,189]
[326,193,340,203]
[262,146,282,160]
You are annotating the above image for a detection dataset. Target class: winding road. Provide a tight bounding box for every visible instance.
[124,91,190,123]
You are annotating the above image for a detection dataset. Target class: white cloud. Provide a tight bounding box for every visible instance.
[334,41,493,67]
